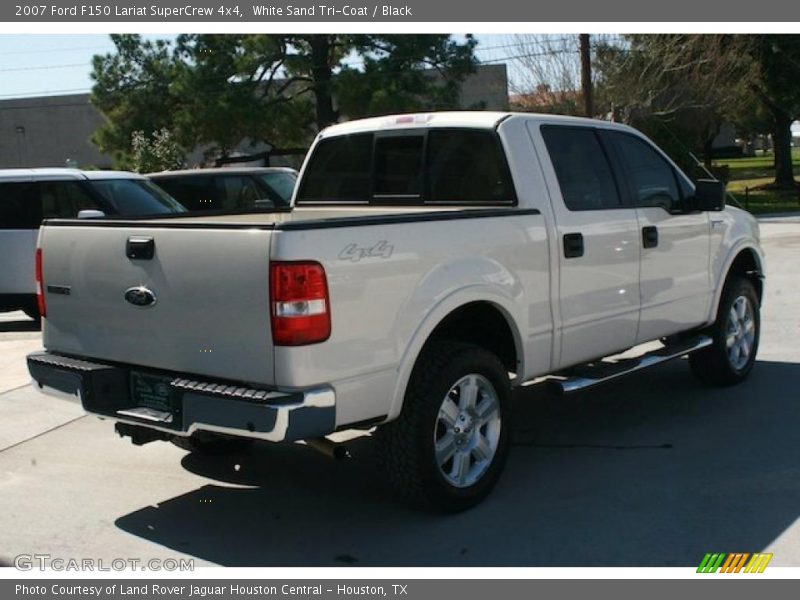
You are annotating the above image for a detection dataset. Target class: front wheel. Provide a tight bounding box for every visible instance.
[375,341,511,512]
[689,277,760,386]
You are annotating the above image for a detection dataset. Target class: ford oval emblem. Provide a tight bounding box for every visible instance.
[124,286,157,308]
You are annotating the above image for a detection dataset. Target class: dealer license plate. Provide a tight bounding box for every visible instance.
[130,371,175,412]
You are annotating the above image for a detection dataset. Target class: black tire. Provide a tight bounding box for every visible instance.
[375,341,512,513]
[171,432,254,456]
[22,305,41,323]
[689,277,760,386]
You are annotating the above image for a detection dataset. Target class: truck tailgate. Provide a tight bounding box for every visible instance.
[39,223,275,385]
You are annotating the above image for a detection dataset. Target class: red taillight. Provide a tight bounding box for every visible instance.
[35,248,46,318]
[270,261,331,346]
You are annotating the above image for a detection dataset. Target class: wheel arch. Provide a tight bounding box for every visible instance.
[710,244,764,323]
[386,292,524,422]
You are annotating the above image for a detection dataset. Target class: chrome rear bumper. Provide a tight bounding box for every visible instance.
[27,351,335,443]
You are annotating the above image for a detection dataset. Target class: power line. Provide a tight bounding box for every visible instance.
[480,49,578,64]
[0,44,113,56]
[0,62,90,73]
[476,36,579,52]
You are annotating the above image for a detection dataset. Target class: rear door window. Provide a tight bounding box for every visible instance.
[0,182,40,229]
[541,126,622,211]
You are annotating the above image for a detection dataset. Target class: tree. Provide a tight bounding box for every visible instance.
[595,35,754,171]
[595,35,800,188]
[505,34,584,115]
[129,129,185,173]
[90,35,181,166]
[748,35,800,189]
[334,35,478,119]
[171,34,315,158]
[90,34,477,166]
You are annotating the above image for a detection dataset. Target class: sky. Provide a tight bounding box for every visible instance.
[0,34,169,99]
[1,33,798,135]
[0,33,513,99]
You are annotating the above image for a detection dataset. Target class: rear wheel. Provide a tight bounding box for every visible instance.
[689,277,760,386]
[375,341,511,512]
[171,432,254,456]
[22,302,40,323]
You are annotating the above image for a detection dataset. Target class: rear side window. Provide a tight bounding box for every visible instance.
[0,182,40,229]
[296,129,516,205]
[541,126,622,211]
[608,131,681,211]
[38,181,100,219]
[89,179,186,215]
[258,171,296,205]
[218,175,262,210]
[153,176,219,211]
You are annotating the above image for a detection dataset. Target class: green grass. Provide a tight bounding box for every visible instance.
[713,149,800,215]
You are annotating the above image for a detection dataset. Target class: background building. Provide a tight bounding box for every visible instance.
[0,65,509,170]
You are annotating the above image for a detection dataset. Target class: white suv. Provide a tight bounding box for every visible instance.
[0,168,185,319]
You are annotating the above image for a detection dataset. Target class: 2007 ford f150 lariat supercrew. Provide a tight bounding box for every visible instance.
[27,112,764,511]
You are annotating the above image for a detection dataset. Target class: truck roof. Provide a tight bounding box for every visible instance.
[147,167,297,178]
[0,168,144,182]
[320,111,634,138]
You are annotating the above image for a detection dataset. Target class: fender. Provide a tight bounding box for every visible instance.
[707,240,765,324]
[385,285,526,422]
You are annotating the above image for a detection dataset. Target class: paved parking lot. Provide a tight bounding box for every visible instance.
[1,216,799,568]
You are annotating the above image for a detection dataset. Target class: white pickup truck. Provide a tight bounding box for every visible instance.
[27,112,764,511]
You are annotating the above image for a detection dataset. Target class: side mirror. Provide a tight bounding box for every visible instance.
[687,179,726,212]
[77,209,106,219]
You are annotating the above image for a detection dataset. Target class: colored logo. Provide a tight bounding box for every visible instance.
[697,552,773,573]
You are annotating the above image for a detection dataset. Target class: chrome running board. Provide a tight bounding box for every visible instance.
[552,335,713,395]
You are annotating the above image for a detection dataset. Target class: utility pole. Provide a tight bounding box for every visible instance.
[579,34,593,118]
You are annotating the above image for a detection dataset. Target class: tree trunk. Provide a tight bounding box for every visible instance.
[772,111,796,189]
[579,34,593,118]
[309,35,338,130]
[703,138,714,170]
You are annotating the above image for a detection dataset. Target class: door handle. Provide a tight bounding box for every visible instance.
[642,226,658,249]
[126,236,155,260]
[563,233,584,259]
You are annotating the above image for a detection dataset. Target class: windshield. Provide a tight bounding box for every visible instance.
[257,171,297,206]
[89,178,187,215]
